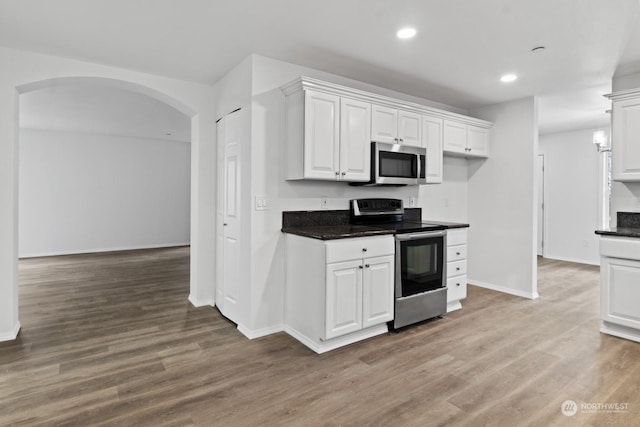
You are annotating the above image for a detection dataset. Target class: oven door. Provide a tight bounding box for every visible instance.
[395,231,446,297]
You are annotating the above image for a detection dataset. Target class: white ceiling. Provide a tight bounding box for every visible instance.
[3,0,640,134]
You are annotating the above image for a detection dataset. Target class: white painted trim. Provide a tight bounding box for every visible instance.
[284,324,388,354]
[468,280,539,300]
[237,324,285,340]
[541,255,599,267]
[188,294,214,308]
[19,243,190,259]
[0,322,21,342]
[601,321,640,343]
[281,77,493,129]
[446,301,463,313]
[605,88,640,102]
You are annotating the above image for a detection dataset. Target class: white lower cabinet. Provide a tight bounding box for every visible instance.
[600,236,640,342]
[286,234,394,353]
[446,228,468,312]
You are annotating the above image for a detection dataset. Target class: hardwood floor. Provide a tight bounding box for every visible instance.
[2,250,640,426]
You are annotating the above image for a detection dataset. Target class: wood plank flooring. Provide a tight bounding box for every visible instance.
[2,250,640,426]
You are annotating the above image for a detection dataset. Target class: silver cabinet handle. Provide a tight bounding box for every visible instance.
[341,171,346,175]
[362,248,367,252]
[335,171,339,175]
[359,265,363,269]
[223,223,228,226]
[399,138,404,143]
[456,267,461,271]
[365,264,370,268]
[456,252,461,256]
[456,283,461,286]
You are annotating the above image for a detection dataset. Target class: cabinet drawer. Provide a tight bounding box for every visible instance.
[447,229,467,246]
[447,244,467,262]
[447,260,467,278]
[326,236,394,264]
[447,275,467,302]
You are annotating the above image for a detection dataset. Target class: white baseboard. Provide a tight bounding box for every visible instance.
[447,301,462,313]
[0,322,21,342]
[284,324,388,354]
[541,255,599,267]
[188,294,214,307]
[468,279,539,300]
[601,321,640,343]
[19,242,190,259]
[237,324,285,339]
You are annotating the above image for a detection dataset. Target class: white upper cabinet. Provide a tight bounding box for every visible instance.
[282,77,492,180]
[608,89,640,182]
[371,105,398,144]
[371,104,422,146]
[443,120,489,158]
[467,125,490,157]
[422,115,443,184]
[340,98,372,182]
[303,90,341,180]
[443,120,467,153]
[398,111,422,146]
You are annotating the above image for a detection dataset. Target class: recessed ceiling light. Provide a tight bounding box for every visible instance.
[397,27,417,39]
[500,74,518,83]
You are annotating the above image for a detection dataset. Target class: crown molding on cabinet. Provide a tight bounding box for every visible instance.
[605,88,640,102]
[280,76,493,129]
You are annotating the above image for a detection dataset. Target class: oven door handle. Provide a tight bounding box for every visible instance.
[395,231,446,241]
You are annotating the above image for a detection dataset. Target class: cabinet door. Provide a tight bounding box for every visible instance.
[422,116,443,183]
[601,257,640,329]
[467,125,489,158]
[362,255,394,328]
[447,276,467,303]
[443,120,467,154]
[340,98,371,182]
[612,97,640,181]
[371,104,398,143]
[398,111,422,146]
[325,260,363,340]
[304,90,340,180]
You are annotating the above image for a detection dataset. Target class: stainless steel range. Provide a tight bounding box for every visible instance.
[350,198,447,329]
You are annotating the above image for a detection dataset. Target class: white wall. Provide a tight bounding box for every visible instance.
[19,129,190,257]
[611,71,640,225]
[538,128,602,265]
[0,46,217,341]
[247,54,472,334]
[467,97,538,299]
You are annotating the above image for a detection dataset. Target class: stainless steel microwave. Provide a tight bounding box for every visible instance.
[364,141,427,186]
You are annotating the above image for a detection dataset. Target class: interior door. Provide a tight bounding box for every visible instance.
[217,110,242,322]
[537,154,545,256]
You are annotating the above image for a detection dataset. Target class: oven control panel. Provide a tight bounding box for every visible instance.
[350,198,404,216]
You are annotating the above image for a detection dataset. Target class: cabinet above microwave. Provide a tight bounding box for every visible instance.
[281,77,493,183]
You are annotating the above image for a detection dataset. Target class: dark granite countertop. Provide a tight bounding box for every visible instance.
[596,228,640,238]
[595,212,640,238]
[281,209,469,240]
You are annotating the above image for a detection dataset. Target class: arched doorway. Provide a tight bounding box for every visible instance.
[1,75,216,341]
